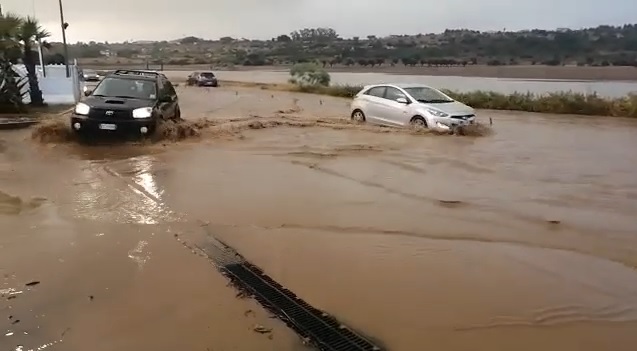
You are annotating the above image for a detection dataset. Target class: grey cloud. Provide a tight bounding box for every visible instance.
[2,0,636,42]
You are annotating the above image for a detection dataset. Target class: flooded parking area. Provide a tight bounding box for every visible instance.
[2,85,637,351]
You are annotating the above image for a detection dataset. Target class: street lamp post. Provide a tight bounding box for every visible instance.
[58,0,70,77]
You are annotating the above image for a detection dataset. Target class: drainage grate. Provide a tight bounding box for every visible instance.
[197,236,384,351]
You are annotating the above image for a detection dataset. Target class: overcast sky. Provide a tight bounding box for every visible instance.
[2,0,636,43]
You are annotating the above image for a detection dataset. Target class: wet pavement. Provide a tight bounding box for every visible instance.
[2,85,637,351]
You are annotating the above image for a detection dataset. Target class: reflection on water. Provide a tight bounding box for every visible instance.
[71,155,178,224]
[11,339,62,351]
[127,239,151,269]
[133,157,163,201]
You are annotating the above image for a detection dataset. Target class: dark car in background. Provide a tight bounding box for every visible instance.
[186,71,218,87]
[71,69,181,137]
[80,69,100,81]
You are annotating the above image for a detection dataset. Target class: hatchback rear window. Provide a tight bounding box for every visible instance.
[200,72,215,78]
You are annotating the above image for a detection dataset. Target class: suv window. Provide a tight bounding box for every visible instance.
[92,77,157,100]
[385,87,406,101]
[200,72,215,78]
[364,86,386,98]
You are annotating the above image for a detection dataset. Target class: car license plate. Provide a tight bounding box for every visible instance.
[99,123,117,130]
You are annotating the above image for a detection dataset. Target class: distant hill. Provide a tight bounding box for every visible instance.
[49,25,637,68]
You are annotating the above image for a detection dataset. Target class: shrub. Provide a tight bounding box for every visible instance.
[288,62,330,87]
[282,83,637,118]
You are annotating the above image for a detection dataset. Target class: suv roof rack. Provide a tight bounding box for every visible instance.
[112,69,161,78]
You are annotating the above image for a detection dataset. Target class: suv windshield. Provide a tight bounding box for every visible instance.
[200,72,215,78]
[404,87,453,103]
[92,77,157,100]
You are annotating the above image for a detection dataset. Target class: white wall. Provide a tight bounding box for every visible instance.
[11,64,83,105]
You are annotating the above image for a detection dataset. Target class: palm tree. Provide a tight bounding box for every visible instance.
[15,16,50,106]
[0,12,26,112]
[0,12,22,62]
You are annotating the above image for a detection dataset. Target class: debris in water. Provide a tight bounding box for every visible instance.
[88,295,94,301]
[547,220,561,225]
[456,122,493,137]
[25,281,40,287]
[235,291,250,299]
[248,121,266,129]
[253,325,272,334]
[438,200,464,208]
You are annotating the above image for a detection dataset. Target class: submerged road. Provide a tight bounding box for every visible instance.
[2,85,637,351]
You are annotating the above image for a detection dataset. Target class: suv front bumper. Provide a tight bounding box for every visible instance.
[71,114,157,134]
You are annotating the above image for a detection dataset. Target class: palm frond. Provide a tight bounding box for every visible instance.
[17,16,50,44]
[0,12,23,54]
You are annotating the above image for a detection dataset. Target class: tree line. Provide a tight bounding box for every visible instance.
[63,24,637,68]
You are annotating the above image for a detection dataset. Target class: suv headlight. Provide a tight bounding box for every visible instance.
[75,102,90,115]
[132,107,153,119]
[426,108,449,118]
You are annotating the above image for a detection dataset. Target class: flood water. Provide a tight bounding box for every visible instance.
[192,70,637,97]
[2,86,637,351]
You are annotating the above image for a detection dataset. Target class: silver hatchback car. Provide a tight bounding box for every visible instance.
[350,83,476,131]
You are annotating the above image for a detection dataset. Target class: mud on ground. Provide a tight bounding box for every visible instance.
[3,85,637,351]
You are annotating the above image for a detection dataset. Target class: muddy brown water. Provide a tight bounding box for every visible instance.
[2,86,637,351]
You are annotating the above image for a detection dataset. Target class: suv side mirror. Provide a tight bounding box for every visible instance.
[396,97,409,104]
[160,95,173,102]
[84,89,92,96]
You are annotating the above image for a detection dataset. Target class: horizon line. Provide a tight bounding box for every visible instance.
[38,22,637,45]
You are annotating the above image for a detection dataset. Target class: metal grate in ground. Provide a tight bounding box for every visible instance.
[197,236,384,351]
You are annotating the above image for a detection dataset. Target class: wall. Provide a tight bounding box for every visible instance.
[11,64,83,105]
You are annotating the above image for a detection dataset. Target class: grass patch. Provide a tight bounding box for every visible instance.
[221,80,637,117]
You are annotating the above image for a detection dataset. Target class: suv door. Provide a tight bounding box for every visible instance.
[158,79,177,119]
[376,87,411,127]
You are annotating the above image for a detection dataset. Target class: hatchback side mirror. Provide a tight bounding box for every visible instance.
[396,97,409,104]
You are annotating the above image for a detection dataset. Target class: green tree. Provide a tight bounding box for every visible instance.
[116,48,138,58]
[290,28,339,42]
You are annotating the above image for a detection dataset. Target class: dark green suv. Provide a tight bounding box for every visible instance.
[71,69,181,136]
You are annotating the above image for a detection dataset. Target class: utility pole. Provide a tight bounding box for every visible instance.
[58,0,70,77]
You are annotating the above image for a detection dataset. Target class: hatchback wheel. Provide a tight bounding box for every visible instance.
[351,110,366,123]
[410,116,427,129]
